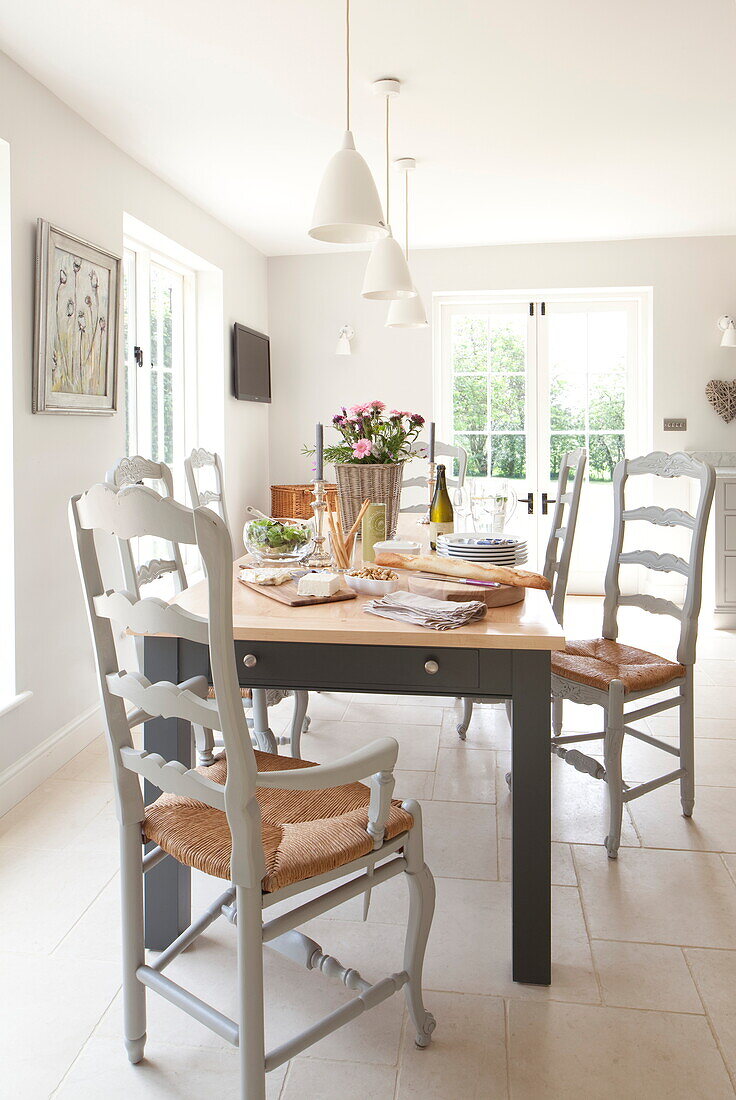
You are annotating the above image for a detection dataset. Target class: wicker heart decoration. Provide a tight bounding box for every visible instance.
[705,379,736,424]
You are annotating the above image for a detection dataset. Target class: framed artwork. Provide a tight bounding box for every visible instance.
[33,219,120,414]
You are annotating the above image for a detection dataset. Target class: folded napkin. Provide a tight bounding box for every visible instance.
[364,589,487,631]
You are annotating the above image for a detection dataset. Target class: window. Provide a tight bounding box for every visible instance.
[123,240,197,499]
[0,138,15,706]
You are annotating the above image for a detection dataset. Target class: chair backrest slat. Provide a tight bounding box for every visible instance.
[120,746,226,810]
[602,450,715,666]
[543,448,587,625]
[93,590,209,644]
[618,549,690,578]
[106,670,223,731]
[622,505,696,530]
[618,593,684,620]
[185,448,231,534]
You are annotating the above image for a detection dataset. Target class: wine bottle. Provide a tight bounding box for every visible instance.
[429,464,454,550]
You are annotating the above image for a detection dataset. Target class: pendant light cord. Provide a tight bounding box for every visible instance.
[385,93,390,226]
[346,0,350,131]
[405,171,409,259]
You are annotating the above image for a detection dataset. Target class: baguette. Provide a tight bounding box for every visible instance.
[374,551,551,591]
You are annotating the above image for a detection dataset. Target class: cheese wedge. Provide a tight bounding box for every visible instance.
[296,572,342,597]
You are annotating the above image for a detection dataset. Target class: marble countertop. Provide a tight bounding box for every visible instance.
[687,451,736,471]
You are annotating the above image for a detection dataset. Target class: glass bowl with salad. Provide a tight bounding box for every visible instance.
[243,517,314,564]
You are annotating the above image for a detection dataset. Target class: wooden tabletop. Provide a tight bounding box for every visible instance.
[171,559,566,651]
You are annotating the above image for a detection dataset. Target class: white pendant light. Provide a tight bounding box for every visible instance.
[386,158,428,328]
[309,0,387,244]
[362,80,416,300]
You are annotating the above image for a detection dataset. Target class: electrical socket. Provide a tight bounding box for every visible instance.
[663,418,687,431]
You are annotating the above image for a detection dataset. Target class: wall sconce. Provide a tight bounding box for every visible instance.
[718,315,736,348]
[336,325,354,356]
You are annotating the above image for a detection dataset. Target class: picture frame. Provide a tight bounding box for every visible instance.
[33,219,120,415]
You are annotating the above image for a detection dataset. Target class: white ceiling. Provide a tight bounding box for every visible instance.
[2,0,736,257]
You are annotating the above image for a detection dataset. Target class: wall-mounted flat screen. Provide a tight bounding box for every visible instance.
[233,323,271,402]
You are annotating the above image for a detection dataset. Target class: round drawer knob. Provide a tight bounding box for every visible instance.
[424,660,439,675]
[243,654,258,669]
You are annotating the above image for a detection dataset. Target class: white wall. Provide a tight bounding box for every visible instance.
[0,50,269,791]
[267,236,736,484]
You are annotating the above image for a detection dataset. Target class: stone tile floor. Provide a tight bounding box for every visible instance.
[2,597,736,1097]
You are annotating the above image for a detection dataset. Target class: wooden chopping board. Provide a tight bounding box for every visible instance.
[406,573,525,607]
[238,576,357,607]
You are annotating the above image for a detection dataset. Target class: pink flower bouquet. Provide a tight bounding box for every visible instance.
[305,401,425,465]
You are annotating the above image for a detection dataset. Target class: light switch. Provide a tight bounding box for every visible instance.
[663,418,687,431]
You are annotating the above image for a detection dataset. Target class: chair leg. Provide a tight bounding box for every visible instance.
[193,724,216,767]
[680,671,695,817]
[552,697,563,738]
[119,821,146,1064]
[456,698,473,740]
[603,681,625,860]
[250,688,278,754]
[237,885,266,1100]
[401,802,437,1049]
[288,691,309,759]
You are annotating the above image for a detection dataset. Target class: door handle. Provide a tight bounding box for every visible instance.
[518,493,534,515]
[541,493,555,515]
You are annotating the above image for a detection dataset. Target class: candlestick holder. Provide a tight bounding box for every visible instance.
[306,479,334,569]
[419,460,436,526]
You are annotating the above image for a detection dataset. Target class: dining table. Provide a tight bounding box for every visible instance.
[140,554,565,986]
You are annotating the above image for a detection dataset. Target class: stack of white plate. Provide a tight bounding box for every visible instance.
[436,532,528,567]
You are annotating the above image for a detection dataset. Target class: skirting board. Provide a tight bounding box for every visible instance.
[0,702,102,816]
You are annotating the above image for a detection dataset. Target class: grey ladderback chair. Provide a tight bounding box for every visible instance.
[69,480,436,1098]
[456,447,587,740]
[107,455,308,761]
[550,450,715,858]
[106,455,187,597]
[543,447,587,625]
[185,447,231,532]
[401,440,469,514]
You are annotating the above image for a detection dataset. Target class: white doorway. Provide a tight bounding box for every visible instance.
[435,289,651,593]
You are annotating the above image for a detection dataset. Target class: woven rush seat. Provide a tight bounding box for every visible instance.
[206,686,291,707]
[144,751,414,893]
[552,638,686,694]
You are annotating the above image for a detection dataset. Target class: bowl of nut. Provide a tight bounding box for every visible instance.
[344,564,401,597]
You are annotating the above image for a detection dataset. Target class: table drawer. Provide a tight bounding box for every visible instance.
[233,640,484,694]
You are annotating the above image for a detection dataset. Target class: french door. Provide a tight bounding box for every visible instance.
[437,292,649,593]
[123,242,198,503]
[122,241,198,571]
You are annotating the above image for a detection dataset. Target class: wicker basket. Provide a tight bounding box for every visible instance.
[334,463,405,537]
[270,483,338,520]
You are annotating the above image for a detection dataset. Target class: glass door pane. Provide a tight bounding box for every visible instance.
[442,303,538,561]
[539,300,639,593]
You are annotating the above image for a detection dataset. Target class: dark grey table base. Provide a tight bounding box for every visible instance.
[143,637,551,985]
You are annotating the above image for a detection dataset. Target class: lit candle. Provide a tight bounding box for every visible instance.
[428,421,435,463]
[315,422,324,481]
